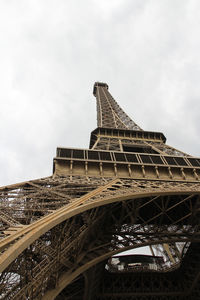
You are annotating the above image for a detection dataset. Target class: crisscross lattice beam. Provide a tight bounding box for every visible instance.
[93,82,142,130]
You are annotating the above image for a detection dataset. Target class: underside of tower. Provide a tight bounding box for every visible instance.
[0,82,200,299]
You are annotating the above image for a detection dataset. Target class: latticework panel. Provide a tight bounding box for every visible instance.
[1,82,200,299]
[0,176,200,299]
[93,82,142,130]
[91,131,190,159]
[0,176,105,232]
[146,141,189,157]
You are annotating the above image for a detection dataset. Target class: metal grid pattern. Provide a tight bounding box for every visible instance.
[57,147,200,168]
[0,82,200,299]
[0,177,200,299]
[94,82,142,130]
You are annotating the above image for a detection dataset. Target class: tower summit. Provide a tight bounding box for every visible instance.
[93,82,142,130]
[0,83,200,299]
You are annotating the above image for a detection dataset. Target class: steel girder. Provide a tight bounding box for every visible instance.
[0,177,200,299]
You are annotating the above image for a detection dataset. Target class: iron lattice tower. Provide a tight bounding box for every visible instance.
[0,82,200,300]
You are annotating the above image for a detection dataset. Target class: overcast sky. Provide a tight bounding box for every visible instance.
[0,0,200,186]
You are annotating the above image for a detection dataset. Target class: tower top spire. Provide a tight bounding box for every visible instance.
[93,82,142,131]
[93,82,109,95]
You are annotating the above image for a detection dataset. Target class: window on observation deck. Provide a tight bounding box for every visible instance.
[122,144,159,154]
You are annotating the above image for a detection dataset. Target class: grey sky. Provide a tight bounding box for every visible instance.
[0,0,200,186]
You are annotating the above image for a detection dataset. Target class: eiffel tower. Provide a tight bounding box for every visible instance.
[0,82,200,300]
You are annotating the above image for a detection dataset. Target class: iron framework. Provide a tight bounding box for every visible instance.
[0,82,200,299]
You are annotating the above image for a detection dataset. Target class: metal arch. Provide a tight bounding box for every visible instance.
[1,182,200,299]
[0,182,200,274]
[42,237,200,300]
[47,242,200,300]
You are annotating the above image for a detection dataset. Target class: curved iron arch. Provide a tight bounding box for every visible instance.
[0,187,200,273]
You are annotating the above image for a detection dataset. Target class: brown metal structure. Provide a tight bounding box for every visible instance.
[0,82,200,299]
